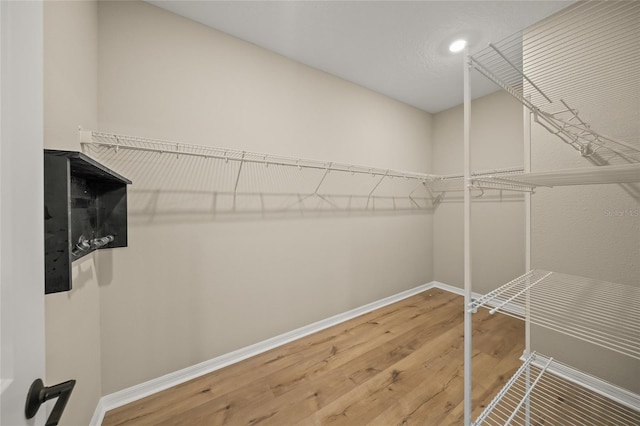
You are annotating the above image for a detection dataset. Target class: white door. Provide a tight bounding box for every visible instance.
[1,1,46,425]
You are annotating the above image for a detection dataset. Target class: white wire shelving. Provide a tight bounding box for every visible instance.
[81,131,545,216]
[472,163,640,189]
[469,270,640,361]
[464,2,640,425]
[80,130,438,215]
[469,1,640,165]
[430,163,640,196]
[81,131,435,182]
[474,352,640,426]
[428,167,533,194]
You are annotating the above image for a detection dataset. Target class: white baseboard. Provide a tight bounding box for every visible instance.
[91,280,453,425]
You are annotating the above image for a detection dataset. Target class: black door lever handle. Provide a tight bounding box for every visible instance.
[25,378,76,426]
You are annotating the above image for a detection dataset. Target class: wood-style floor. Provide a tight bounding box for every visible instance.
[103,289,524,425]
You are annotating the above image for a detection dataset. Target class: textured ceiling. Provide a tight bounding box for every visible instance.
[146,1,572,113]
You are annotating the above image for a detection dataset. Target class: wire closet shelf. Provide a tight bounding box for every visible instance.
[80,130,442,214]
[474,352,640,426]
[469,270,640,361]
[469,0,640,166]
[82,131,435,181]
[464,1,640,425]
[81,130,535,213]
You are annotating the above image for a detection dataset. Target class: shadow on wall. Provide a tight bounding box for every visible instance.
[585,155,640,201]
[83,144,435,224]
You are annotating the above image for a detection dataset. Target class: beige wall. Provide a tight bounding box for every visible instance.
[432,91,525,294]
[43,1,103,425]
[96,1,433,394]
[525,2,640,393]
[530,120,640,393]
[530,128,640,394]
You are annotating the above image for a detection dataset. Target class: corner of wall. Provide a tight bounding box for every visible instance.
[430,91,525,292]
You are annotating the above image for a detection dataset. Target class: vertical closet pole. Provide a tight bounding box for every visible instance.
[524,96,533,426]
[524,96,532,355]
[522,95,531,425]
[463,48,473,426]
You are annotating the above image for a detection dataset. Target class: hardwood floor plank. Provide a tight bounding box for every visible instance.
[104,290,458,425]
[155,293,463,425]
[103,289,524,426]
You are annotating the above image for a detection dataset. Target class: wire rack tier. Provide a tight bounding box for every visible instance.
[430,163,640,195]
[81,131,434,181]
[428,167,532,194]
[469,0,640,165]
[469,270,640,361]
[471,163,640,191]
[474,352,640,426]
[81,131,542,216]
[80,130,440,215]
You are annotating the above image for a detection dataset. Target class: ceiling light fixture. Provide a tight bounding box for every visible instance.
[449,39,467,53]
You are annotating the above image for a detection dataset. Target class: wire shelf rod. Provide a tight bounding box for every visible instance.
[519,0,613,44]
[527,52,640,84]
[491,304,640,344]
[476,276,640,325]
[532,376,640,424]
[505,309,640,349]
[474,352,640,426]
[526,372,639,425]
[522,321,637,361]
[470,58,530,106]
[473,273,640,325]
[469,270,640,359]
[470,181,535,193]
[545,67,640,102]
[473,353,539,426]
[515,2,634,60]
[527,0,635,39]
[524,3,638,57]
[471,269,536,308]
[488,271,552,315]
[530,354,640,413]
[486,284,640,325]
[523,5,636,61]
[527,71,640,109]
[533,73,640,106]
[481,55,639,163]
[472,32,522,59]
[471,163,640,189]
[524,31,640,77]
[506,382,600,426]
[489,44,551,103]
[82,131,434,182]
[532,119,636,162]
[476,55,523,76]
[436,166,525,180]
[504,357,554,426]
[471,8,640,166]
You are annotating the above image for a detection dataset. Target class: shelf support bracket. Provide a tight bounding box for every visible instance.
[232,152,245,211]
[366,170,388,209]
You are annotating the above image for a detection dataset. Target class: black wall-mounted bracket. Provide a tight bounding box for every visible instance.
[44,150,132,294]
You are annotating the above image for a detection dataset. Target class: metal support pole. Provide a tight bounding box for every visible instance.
[524,96,532,426]
[463,48,473,426]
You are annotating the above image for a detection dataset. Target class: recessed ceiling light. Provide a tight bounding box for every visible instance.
[449,39,467,53]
